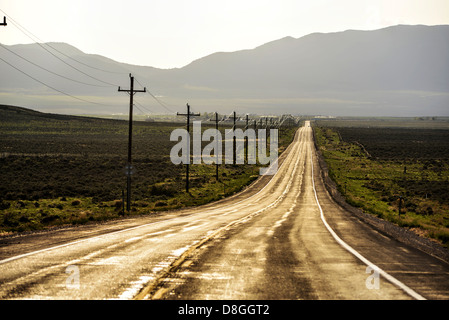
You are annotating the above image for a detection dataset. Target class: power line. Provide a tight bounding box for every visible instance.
[35,41,118,87]
[0,10,118,87]
[147,90,175,113]
[134,78,175,113]
[0,43,110,88]
[0,9,125,75]
[0,10,174,113]
[133,103,145,115]
[134,101,153,114]
[0,56,109,106]
[1,9,179,115]
[45,42,128,75]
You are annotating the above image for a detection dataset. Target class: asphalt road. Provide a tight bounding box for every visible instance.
[1,122,448,300]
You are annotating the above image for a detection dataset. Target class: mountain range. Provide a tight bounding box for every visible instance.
[1,24,448,116]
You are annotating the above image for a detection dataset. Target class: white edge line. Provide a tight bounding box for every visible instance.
[0,222,162,265]
[309,147,426,301]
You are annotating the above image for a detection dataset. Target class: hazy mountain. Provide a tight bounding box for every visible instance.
[1,25,448,116]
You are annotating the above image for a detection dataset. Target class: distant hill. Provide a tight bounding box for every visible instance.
[0,104,118,123]
[1,25,448,116]
[0,104,79,122]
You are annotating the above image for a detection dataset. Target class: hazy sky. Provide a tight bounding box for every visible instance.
[1,0,448,69]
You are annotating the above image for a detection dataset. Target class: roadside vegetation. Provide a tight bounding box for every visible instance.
[0,105,298,234]
[313,121,449,248]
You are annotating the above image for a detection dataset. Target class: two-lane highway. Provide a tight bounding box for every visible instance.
[0,121,306,299]
[155,122,449,300]
[1,122,448,300]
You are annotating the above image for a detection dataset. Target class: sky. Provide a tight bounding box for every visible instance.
[1,0,449,69]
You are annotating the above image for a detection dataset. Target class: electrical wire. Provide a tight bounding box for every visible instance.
[0,43,110,88]
[0,9,126,76]
[0,9,177,113]
[0,56,109,106]
[134,100,153,114]
[134,78,176,113]
[44,42,128,75]
[133,103,145,115]
[1,10,118,87]
[36,41,118,87]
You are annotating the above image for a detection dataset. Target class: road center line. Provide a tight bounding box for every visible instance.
[133,128,307,300]
[0,130,305,266]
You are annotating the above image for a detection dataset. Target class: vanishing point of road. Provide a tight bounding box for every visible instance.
[1,122,448,300]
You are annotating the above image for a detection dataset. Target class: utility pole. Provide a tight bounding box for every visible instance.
[253,119,258,161]
[209,112,220,180]
[1,17,6,26]
[177,103,200,193]
[118,74,146,212]
[229,111,238,165]
[266,117,271,140]
[245,114,249,164]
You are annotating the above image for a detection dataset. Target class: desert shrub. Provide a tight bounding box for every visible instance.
[114,200,123,210]
[154,200,167,207]
[149,184,176,197]
[0,201,11,210]
[41,214,60,224]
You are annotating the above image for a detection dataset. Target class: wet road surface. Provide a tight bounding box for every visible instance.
[1,122,448,300]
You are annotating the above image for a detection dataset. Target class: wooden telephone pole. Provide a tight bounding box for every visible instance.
[253,119,258,161]
[229,111,238,165]
[265,117,270,140]
[209,112,220,180]
[245,114,249,164]
[118,74,146,212]
[177,103,200,193]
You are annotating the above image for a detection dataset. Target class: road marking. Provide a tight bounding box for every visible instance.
[1,128,306,300]
[118,275,155,300]
[266,186,300,237]
[0,222,177,265]
[0,130,304,266]
[124,236,144,243]
[309,147,426,300]
[133,128,307,300]
[181,225,202,232]
[171,245,192,257]
[90,256,126,266]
